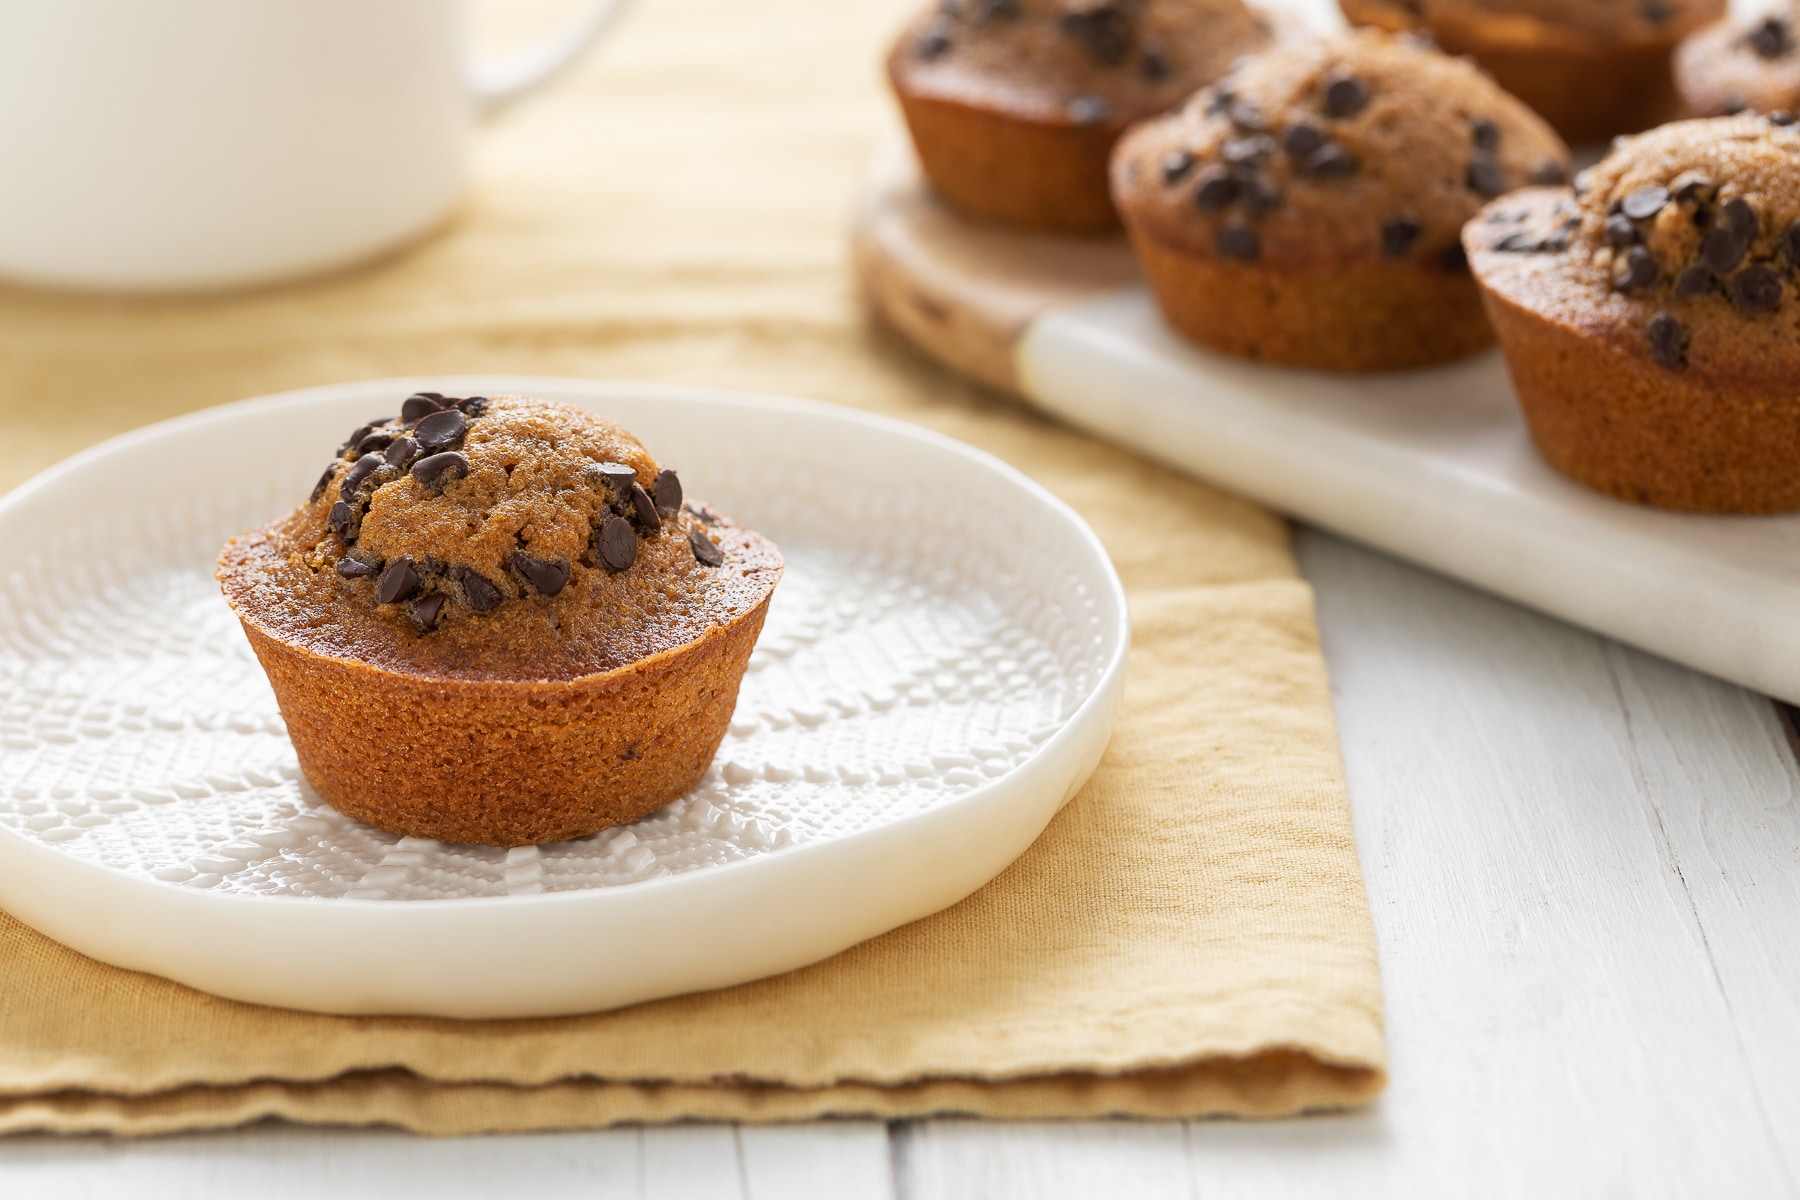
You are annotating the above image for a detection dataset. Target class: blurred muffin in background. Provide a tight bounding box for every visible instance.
[1676,5,1800,118]
[887,0,1290,232]
[1338,0,1725,142]
[1111,30,1568,369]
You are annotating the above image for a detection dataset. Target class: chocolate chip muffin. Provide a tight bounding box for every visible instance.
[887,0,1283,232]
[218,393,783,846]
[1111,30,1569,370]
[1338,0,1725,143]
[1676,6,1800,119]
[1467,115,1800,512]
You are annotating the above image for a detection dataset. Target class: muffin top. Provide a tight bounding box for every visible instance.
[888,0,1278,128]
[1343,0,1722,44]
[218,395,782,684]
[1112,30,1569,269]
[1677,6,1800,118]
[1466,114,1800,379]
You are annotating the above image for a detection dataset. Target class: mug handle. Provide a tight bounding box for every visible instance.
[470,0,634,114]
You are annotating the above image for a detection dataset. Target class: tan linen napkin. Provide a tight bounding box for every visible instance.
[0,0,1384,1134]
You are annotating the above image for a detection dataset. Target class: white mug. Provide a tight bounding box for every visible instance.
[0,0,629,293]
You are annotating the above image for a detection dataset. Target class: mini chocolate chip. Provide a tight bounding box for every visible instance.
[409,592,446,634]
[1724,96,1747,116]
[596,516,638,572]
[654,468,683,512]
[585,461,639,504]
[1647,312,1687,369]
[337,555,381,579]
[400,393,445,423]
[458,396,489,418]
[1323,74,1369,118]
[1439,242,1469,274]
[1782,220,1800,268]
[685,502,718,525]
[1205,88,1234,116]
[1495,231,1540,253]
[1470,117,1500,151]
[1382,217,1421,257]
[451,567,504,613]
[1222,135,1276,166]
[309,463,336,503]
[1466,154,1507,198]
[917,21,952,60]
[413,408,467,453]
[1485,207,1526,225]
[411,451,469,493]
[1241,177,1282,216]
[689,528,724,567]
[1059,4,1133,67]
[509,551,571,597]
[383,436,419,469]
[1139,47,1170,81]
[971,0,1019,23]
[1723,196,1759,240]
[376,558,420,605]
[1747,14,1793,59]
[629,482,661,531]
[1300,142,1357,179]
[1161,149,1195,185]
[1731,264,1784,312]
[1770,110,1797,126]
[340,452,386,499]
[1621,186,1670,221]
[1193,166,1239,211]
[328,500,359,540]
[1605,214,1640,247]
[1541,223,1575,253]
[337,423,376,457]
[1616,246,1661,292]
[1674,177,1713,206]
[1217,221,1259,261]
[1228,100,1264,132]
[1674,266,1717,297]
[1701,227,1747,274]
[356,430,399,458]
[1282,121,1326,158]
[1642,0,1672,23]
[1530,161,1567,186]
[1067,95,1111,125]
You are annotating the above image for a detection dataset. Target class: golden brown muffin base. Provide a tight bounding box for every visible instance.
[239,589,773,847]
[1476,275,1800,513]
[1468,186,1800,513]
[1127,227,1496,370]
[890,68,1123,233]
[1340,0,1699,142]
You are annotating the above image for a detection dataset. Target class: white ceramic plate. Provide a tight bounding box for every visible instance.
[0,378,1127,1017]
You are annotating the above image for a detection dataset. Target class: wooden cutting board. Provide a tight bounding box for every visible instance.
[852,137,1800,707]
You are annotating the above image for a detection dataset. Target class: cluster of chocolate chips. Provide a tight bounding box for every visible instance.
[1483,196,1581,257]
[1745,12,1795,60]
[313,393,724,633]
[310,391,487,542]
[915,0,1172,125]
[1167,71,1562,267]
[1588,175,1800,368]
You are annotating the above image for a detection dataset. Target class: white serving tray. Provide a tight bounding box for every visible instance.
[855,138,1800,706]
[0,378,1128,1017]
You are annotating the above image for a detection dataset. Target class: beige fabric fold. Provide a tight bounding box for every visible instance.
[0,0,1383,1134]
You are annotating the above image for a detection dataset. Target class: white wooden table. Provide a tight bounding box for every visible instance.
[6,529,1799,1198]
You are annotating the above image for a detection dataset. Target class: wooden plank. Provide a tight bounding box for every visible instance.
[737,1121,895,1200]
[892,1118,1193,1200]
[1177,531,1798,1198]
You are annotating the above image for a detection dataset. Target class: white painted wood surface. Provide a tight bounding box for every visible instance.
[6,529,1798,1197]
